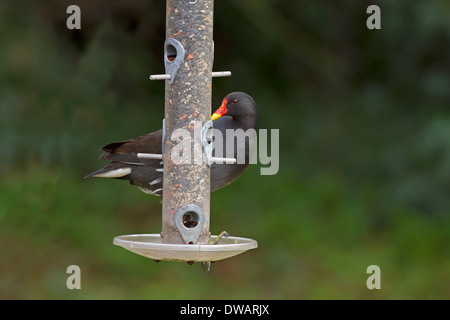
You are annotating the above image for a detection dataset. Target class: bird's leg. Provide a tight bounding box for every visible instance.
[202,261,212,275]
[212,231,230,244]
[201,231,230,276]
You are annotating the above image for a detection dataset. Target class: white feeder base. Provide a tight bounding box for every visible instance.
[113,234,258,262]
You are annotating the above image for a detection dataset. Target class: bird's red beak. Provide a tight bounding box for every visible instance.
[211,97,228,121]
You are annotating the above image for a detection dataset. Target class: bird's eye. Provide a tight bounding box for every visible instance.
[232,99,238,104]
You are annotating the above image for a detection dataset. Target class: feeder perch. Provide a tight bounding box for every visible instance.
[113,0,257,266]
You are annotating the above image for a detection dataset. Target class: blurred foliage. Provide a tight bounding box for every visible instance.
[0,0,449,299]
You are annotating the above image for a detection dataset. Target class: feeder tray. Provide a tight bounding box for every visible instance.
[113,234,258,262]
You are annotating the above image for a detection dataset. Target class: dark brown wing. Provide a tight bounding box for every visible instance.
[99,129,163,164]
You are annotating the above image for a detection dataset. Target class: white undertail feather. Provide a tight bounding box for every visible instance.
[92,167,132,178]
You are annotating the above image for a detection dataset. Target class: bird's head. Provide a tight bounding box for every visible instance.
[211,92,257,126]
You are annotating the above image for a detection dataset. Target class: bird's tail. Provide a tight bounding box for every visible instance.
[83,162,132,179]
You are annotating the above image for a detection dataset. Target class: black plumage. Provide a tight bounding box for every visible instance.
[85,92,258,195]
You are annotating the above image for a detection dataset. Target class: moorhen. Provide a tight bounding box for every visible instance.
[85,92,258,195]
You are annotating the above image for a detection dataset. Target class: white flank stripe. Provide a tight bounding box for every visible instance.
[93,168,132,178]
[151,188,163,195]
[149,178,162,186]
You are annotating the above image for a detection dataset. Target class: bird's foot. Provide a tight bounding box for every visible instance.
[201,231,230,276]
[211,231,230,245]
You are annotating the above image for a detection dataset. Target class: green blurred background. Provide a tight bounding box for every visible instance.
[1,0,449,299]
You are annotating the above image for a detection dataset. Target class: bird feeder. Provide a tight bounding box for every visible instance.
[113,0,257,269]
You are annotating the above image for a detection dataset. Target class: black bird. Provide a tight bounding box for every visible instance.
[84,92,258,195]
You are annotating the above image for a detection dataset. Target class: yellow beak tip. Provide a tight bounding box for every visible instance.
[211,113,222,121]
